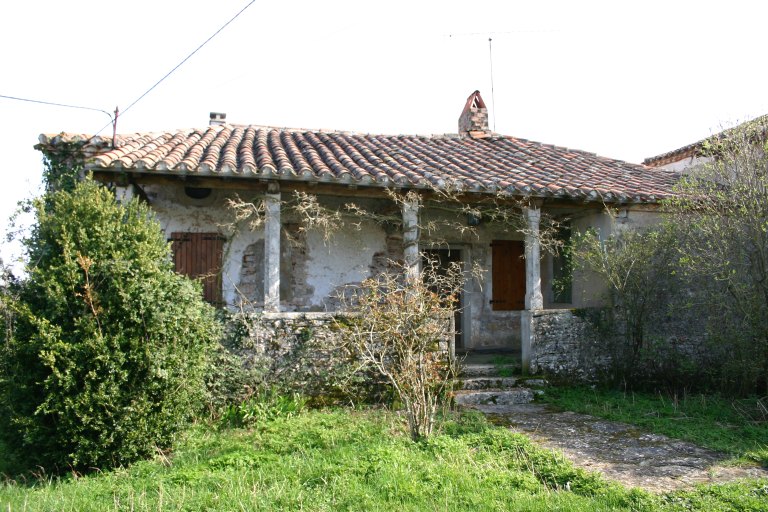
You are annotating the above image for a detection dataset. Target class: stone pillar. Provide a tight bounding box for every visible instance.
[522,203,543,373]
[402,194,421,280]
[524,205,543,310]
[264,185,281,312]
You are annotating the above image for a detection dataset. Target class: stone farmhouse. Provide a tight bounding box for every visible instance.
[36,91,677,375]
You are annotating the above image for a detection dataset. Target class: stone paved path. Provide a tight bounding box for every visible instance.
[471,403,768,493]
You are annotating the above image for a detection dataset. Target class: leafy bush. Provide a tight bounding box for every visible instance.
[203,312,268,417]
[219,388,308,429]
[0,179,221,472]
[570,224,687,385]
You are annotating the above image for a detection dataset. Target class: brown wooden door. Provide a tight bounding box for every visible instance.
[170,232,225,305]
[491,240,525,311]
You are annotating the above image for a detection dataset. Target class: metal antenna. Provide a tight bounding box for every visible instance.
[488,37,497,132]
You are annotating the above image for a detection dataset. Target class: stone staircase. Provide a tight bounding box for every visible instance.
[452,354,547,407]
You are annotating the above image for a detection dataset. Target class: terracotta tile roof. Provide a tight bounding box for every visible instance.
[38,125,678,203]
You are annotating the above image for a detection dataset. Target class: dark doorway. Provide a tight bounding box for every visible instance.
[422,248,464,350]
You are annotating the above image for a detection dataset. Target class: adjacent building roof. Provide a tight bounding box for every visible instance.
[644,113,768,167]
[38,126,677,204]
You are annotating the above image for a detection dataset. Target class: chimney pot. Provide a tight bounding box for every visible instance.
[458,91,490,138]
[209,112,227,126]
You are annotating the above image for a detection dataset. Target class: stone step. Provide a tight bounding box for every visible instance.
[454,388,535,406]
[455,376,549,391]
[456,377,520,390]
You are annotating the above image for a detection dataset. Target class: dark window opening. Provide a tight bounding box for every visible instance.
[423,248,464,349]
[184,187,212,200]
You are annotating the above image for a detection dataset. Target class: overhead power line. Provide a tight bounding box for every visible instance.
[0,94,114,122]
[95,0,256,135]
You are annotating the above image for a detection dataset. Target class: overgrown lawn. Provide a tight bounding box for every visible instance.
[0,408,766,511]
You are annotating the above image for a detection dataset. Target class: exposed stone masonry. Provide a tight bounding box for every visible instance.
[530,309,610,381]
[239,240,265,305]
[530,308,709,383]
[233,312,453,401]
[280,222,313,309]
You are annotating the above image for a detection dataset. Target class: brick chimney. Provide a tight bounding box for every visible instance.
[209,112,227,126]
[458,91,490,139]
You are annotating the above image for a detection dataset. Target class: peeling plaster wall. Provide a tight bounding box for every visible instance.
[142,183,261,308]
[145,188,397,312]
[303,222,389,310]
[570,210,612,308]
[284,195,396,311]
[569,207,663,308]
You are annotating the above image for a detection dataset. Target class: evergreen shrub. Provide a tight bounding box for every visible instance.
[0,179,221,472]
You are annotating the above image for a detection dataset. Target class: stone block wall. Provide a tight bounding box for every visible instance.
[530,308,709,384]
[228,311,454,403]
[230,312,360,401]
[530,309,611,382]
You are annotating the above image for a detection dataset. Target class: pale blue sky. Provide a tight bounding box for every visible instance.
[2,0,766,265]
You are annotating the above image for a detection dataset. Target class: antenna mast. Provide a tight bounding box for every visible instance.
[488,37,497,132]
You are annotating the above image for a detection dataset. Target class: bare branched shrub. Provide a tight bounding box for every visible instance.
[290,191,345,245]
[334,256,464,440]
[226,194,265,231]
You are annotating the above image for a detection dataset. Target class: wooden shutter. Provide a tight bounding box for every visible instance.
[491,240,525,311]
[170,232,225,305]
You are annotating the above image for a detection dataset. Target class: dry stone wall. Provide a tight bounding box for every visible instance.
[228,311,453,403]
[530,308,709,384]
[530,309,611,381]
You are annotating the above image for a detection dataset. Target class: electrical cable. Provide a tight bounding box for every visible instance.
[0,94,113,122]
[93,0,256,135]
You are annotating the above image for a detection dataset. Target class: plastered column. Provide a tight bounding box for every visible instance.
[264,187,281,312]
[522,203,543,373]
[524,205,543,310]
[402,194,421,281]
[114,185,134,204]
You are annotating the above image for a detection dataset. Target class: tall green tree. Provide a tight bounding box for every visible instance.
[668,119,768,394]
[570,223,682,384]
[0,178,220,472]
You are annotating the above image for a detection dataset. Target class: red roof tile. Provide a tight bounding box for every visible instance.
[37,125,678,203]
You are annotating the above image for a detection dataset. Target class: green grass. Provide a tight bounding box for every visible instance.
[542,387,768,467]
[0,408,766,511]
[490,354,521,377]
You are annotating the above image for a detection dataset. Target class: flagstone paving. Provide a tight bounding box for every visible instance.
[471,402,768,493]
